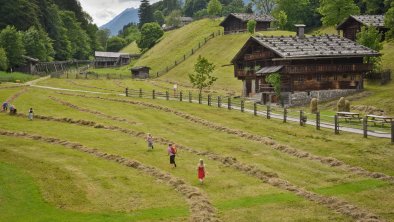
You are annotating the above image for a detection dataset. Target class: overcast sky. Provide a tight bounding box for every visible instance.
[79,0,141,26]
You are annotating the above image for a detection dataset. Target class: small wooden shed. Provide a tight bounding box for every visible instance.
[131,66,150,79]
[336,15,388,41]
[13,56,40,74]
[220,13,275,35]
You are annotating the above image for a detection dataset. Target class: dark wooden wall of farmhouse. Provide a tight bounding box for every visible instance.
[341,19,361,41]
[234,41,369,94]
[222,16,270,34]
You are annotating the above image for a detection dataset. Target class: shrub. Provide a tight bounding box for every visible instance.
[310,98,318,114]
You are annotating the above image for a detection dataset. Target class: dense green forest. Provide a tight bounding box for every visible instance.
[0,0,105,70]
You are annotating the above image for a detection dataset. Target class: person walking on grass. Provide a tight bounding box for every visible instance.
[146,133,154,150]
[28,108,34,120]
[168,143,177,168]
[197,159,206,184]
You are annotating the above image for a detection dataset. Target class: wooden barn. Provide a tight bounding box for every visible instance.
[231,25,380,106]
[220,13,275,35]
[94,51,131,68]
[336,15,388,41]
[13,56,39,74]
[131,66,150,79]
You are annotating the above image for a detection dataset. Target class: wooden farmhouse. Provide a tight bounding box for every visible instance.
[220,13,275,34]
[231,25,380,106]
[336,15,388,41]
[94,51,131,68]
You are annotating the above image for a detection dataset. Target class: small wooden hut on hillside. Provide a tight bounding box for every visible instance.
[336,15,388,41]
[94,51,131,68]
[220,13,275,34]
[232,25,380,106]
[131,66,150,79]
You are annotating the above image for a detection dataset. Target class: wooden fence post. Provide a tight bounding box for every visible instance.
[218,96,221,108]
[228,97,231,110]
[139,88,142,98]
[334,115,339,134]
[189,92,192,103]
[179,91,183,101]
[267,105,270,119]
[125,88,129,97]
[166,91,169,100]
[152,90,155,99]
[241,100,244,112]
[300,110,304,126]
[283,108,287,123]
[208,94,211,106]
[391,121,394,144]
[254,103,257,116]
[316,111,320,130]
[363,116,368,138]
[198,94,202,104]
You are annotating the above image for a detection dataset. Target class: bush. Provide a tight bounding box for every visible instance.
[310,98,318,114]
[247,19,256,34]
[337,97,346,111]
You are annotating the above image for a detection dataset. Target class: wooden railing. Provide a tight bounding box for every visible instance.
[283,64,373,74]
[235,70,256,77]
[244,51,273,61]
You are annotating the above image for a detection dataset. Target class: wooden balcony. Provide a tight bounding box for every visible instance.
[283,64,373,74]
[244,51,273,61]
[235,70,256,77]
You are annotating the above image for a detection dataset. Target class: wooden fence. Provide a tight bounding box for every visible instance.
[123,87,394,142]
[365,69,392,85]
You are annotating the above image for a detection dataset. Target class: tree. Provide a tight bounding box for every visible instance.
[274,0,311,30]
[318,0,360,26]
[96,29,111,51]
[222,0,245,16]
[165,10,182,26]
[357,26,383,71]
[189,55,217,95]
[154,10,165,25]
[251,0,275,14]
[245,3,254,13]
[137,22,164,51]
[0,48,8,71]
[276,10,288,30]
[385,2,394,40]
[363,0,385,14]
[139,0,154,28]
[183,0,208,17]
[265,73,281,99]
[0,26,25,68]
[0,0,40,31]
[23,26,54,61]
[247,20,256,34]
[60,11,91,60]
[207,0,222,16]
[106,36,127,52]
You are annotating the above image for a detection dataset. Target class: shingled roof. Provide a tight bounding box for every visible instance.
[337,15,385,29]
[232,34,379,62]
[220,13,275,25]
[95,51,130,58]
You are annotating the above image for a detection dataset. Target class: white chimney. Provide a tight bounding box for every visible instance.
[295,24,306,38]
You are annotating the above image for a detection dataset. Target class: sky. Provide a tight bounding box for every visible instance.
[79,0,141,26]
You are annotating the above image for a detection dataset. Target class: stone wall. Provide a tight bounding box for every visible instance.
[288,89,359,106]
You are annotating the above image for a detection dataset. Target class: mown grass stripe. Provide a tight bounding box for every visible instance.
[315,179,390,195]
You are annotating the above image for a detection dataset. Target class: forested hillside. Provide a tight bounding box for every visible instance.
[0,0,104,68]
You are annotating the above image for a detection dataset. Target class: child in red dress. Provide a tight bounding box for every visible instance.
[197,159,205,184]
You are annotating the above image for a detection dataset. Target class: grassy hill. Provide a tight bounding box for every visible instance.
[120,41,140,54]
[133,19,223,74]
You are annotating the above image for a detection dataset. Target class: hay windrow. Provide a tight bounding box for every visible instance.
[5,87,29,103]
[56,92,394,184]
[49,96,138,125]
[8,113,384,221]
[0,129,220,222]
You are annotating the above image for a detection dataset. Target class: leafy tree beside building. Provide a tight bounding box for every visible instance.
[0,26,25,68]
[318,0,360,26]
[207,0,222,16]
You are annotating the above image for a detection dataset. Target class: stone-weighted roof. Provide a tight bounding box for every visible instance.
[220,13,275,26]
[337,15,385,29]
[250,34,380,59]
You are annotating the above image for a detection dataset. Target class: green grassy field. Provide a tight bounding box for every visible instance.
[0,81,393,221]
[0,71,38,83]
[120,41,140,54]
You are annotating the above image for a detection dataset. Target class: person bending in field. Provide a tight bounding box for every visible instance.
[28,108,34,120]
[197,159,206,184]
[146,133,154,150]
[9,105,17,115]
[2,101,8,111]
[167,143,177,168]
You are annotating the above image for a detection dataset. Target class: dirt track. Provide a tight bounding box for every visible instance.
[0,129,220,222]
[9,111,384,222]
[56,92,394,184]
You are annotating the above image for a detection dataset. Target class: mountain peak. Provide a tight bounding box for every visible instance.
[100,7,139,36]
